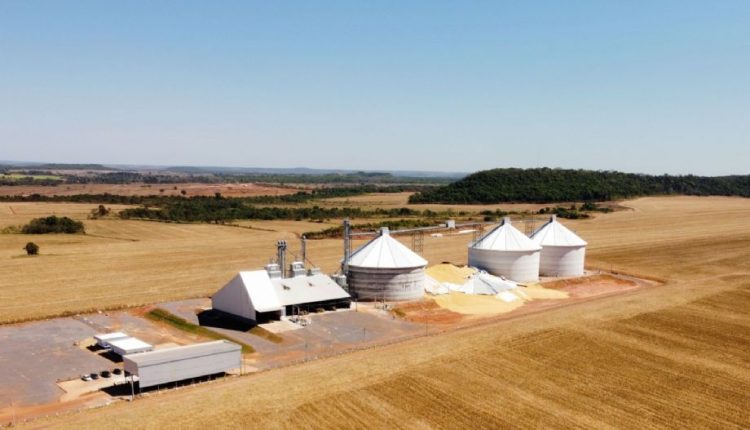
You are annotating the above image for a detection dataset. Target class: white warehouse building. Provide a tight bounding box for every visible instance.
[530,215,587,277]
[346,227,428,301]
[212,267,351,322]
[468,217,541,283]
[124,340,241,389]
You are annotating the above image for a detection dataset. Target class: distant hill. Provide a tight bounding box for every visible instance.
[164,165,465,178]
[408,168,750,204]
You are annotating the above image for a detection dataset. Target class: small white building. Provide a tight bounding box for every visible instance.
[94,332,129,349]
[530,215,587,277]
[108,337,154,356]
[124,340,241,389]
[468,217,541,282]
[212,270,350,322]
[346,227,428,301]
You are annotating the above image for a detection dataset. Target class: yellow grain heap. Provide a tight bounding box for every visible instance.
[426,263,476,284]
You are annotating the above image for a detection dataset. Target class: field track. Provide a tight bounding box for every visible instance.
[12,196,750,429]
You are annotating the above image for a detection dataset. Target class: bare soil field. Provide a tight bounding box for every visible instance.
[542,274,641,297]
[317,191,574,212]
[0,182,301,197]
[14,195,750,429]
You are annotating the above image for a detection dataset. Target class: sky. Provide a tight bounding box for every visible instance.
[1,1,748,175]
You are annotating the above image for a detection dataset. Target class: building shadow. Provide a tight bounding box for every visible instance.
[196,309,256,331]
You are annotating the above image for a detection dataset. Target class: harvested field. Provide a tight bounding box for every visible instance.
[317,191,577,212]
[0,202,320,323]
[18,196,750,429]
[542,274,641,297]
[0,182,301,197]
[392,299,464,325]
[0,202,134,228]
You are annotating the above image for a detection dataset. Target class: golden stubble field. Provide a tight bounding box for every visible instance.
[0,203,339,323]
[11,195,750,429]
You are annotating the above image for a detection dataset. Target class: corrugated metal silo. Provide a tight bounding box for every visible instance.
[530,215,587,277]
[346,228,428,301]
[468,217,541,282]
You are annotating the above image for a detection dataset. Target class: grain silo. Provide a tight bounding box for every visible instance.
[346,227,428,301]
[468,217,541,282]
[530,215,587,277]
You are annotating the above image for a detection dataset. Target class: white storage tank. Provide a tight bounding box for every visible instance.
[530,215,587,277]
[468,217,541,282]
[346,227,428,301]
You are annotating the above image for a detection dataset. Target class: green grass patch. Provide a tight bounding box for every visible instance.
[145,308,255,353]
[248,326,283,344]
[3,173,62,180]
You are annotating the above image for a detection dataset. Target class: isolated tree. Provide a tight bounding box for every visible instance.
[97,205,109,217]
[180,190,187,196]
[24,242,39,255]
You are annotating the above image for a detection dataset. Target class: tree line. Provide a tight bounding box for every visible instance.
[0,184,429,205]
[119,199,433,223]
[409,168,750,204]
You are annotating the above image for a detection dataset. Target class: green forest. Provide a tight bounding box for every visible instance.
[409,168,750,204]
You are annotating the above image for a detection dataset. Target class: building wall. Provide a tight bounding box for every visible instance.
[468,248,540,282]
[212,275,256,321]
[347,266,425,301]
[539,246,586,277]
[125,348,242,389]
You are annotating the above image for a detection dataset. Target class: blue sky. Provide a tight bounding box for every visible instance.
[1,1,748,175]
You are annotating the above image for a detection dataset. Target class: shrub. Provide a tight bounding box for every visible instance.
[21,216,85,234]
[24,242,39,255]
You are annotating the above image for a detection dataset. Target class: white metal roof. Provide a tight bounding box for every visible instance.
[94,332,128,342]
[470,218,541,252]
[124,340,241,367]
[347,228,428,269]
[238,270,283,312]
[108,337,153,353]
[272,274,350,306]
[530,216,587,247]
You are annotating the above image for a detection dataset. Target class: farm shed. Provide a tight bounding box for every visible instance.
[468,217,541,282]
[212,270,350,322]
[530,215,587,276]
[108,337,154,356]
[346,227,428,301]
[94,332,129,348]
[124,340,241,389]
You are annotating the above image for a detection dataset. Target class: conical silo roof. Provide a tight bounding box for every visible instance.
[347,228,428,269]
[530,215,587,247]
[471,217,541,252]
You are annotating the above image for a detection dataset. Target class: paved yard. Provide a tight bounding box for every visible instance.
[0,319,111,406]
[161,299,425,369]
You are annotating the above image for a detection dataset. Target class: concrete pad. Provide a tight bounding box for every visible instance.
[58,374,129,402]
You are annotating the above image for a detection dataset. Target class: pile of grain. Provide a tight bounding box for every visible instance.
[426,263,476,284]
